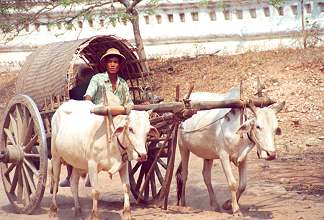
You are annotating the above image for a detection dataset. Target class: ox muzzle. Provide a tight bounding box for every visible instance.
[257,150,276,160]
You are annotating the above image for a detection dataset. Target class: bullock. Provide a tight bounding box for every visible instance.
[176,87,285,216]
[49,95,159,220]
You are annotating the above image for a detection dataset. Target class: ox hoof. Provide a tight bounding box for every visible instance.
[49,212,57,218]
[50,204,58,212]
[91,210,99,220]
[122,210,132,220]
[212,204,221,212]
[233,210,243,217]
[222,200,232,210]
[49,211,57,218]
[74,207,83,217]
[49,205,58,218]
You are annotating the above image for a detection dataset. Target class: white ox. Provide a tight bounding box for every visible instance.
[176,87,285,216]
[50,97,159,220]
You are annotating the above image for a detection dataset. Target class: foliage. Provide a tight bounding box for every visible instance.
[269,0,286,8]
[141,0,160,15]
[304,18,323,48]
[0,0,153,42]
[0,0,154,72]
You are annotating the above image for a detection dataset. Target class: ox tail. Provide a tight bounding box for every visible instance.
[175,161,183,206]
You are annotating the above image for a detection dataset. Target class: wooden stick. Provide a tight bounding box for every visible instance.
[134,98,275,112]
[91,99,276,116]
[240,81,243,138]
[136,123,176,203]
[175,85,180,102]
[162,87,181,209]
[184,84,194,100]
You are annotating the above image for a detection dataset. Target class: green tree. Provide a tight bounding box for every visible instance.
[0,0,158,72]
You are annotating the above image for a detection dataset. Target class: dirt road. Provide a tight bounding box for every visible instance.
[0,149,323,220]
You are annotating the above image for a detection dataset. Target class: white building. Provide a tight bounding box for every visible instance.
[0,0,323,72]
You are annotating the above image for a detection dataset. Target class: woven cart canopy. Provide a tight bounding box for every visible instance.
[16,35,145,109]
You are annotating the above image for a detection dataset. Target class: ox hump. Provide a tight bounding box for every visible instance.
[60,100,94,114]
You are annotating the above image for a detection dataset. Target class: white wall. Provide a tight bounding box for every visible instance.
[0,0,323,71]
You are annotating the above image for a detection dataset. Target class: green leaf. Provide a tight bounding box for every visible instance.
[269,0,286,8]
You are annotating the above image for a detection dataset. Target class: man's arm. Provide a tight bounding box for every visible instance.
[83,75,97,102]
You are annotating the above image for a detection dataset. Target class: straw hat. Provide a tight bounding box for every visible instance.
[100,48,126,65]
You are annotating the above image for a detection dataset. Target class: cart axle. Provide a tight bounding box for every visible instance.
[0,145,24,163]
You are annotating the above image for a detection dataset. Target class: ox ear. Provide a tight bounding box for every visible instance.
[112,126,125,138]
[275,127,282,135]
[236,119,255,134]
[269,101,285,114]
[148,126,160,139]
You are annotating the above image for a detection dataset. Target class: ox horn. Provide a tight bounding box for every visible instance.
[270,101,286,114]
[248,99,257,115]
[255,77,266,97]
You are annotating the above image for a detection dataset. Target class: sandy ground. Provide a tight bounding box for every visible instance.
[0,151,323,220]
[0,47,323,219]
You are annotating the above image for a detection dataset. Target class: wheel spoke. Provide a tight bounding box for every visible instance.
[144,173,150,201]
[157,158,167,170]
[24,153,40,158]
[154,165,164,185]
[22,105,30,123]
[4,163,16,177]
[34,145,41,154]
[22,164,36,194]
[9,114,19,145]
[9,165,19,193]
[23,135,37,152]
[17,165,23,203]
[23,158,39,177]
[21,166,31,205]
[22,118,33,146]
[4,128,16,145]
[150,169,157,197]
[15,106,24,145]
[131,161,141,175]
[135,165,145,192]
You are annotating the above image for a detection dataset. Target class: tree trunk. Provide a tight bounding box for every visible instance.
[301,0,306,48]
[129,9,150,74]
[118,0,152,87]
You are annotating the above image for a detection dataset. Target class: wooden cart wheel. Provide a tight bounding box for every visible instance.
[128,122,175,204]
[0,95,48,214]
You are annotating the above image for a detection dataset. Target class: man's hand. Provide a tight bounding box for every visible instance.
[84,95,92,101]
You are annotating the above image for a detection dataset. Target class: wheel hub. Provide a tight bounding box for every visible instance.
[0,145,24,163]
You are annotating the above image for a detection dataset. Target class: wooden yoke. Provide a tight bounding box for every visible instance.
[91,105,128,116]
[91,98,276,116]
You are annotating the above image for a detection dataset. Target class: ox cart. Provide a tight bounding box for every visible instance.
[0,35,275,214]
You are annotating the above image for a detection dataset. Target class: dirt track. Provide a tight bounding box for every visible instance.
[0,152,323,220]
[0,47,323,219]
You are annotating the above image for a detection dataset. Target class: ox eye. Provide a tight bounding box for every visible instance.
[129,127,135,134]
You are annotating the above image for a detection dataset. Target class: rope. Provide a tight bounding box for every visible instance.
[111,112,144,161]
[180,114,227,133]
[101,86,130,162]
[248,128,263,148]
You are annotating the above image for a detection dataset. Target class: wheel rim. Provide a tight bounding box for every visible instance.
[0,95,47,214]
[129,136,172,204]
